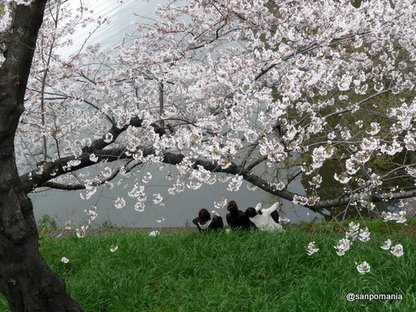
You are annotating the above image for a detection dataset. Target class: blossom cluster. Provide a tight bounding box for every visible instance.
[307,221,405,274]
[382,211,407,223]
[381,239,404,257]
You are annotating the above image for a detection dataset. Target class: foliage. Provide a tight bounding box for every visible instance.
[37,214,58,235]
[100,220,118,230]
[0,224,414,311]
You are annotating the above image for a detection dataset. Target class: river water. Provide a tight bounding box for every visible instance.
[30,0,322,228]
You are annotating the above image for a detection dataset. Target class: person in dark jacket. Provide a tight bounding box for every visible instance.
[192,208,223,232]
[226,200,255,230]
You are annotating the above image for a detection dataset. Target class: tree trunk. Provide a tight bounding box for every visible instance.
[0,1,82,311]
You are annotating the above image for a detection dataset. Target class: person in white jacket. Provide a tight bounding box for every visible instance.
[245,202,285,232]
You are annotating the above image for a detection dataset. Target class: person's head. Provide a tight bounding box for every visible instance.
[245,207,260,218]
[227,200,238,213]
[198,208,211,224]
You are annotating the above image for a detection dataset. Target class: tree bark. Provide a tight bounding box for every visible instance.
[0,1,82,311]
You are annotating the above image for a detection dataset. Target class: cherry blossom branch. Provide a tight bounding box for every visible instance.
[243,155,267,172]
[39,160,143,190]
[323,89,392,120]
[311,189,416,210]
[20,135,416,211]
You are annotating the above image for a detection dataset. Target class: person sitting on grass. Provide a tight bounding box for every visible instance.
[226,200,255,230]
[192,208,223,232]
[245,202,284,232]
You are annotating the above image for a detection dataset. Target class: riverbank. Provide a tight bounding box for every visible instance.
[1,220,415,311]
[43,218,416,239]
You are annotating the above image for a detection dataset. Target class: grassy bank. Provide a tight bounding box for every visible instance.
[1,221,415,311]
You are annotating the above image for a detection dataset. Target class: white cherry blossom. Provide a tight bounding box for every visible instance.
[334,238,351,256]
[114,197,126,209]
[356,261,371,274]
[306,242,319,256]
[61,257,70,264]
[390,244,404,258]
[381,239,392,250]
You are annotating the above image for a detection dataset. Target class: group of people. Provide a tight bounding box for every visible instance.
[192,200,284,232]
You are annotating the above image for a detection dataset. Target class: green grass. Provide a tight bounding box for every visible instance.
[0,221,415,311]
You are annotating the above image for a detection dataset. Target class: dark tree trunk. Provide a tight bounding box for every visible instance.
[0,1,82,311]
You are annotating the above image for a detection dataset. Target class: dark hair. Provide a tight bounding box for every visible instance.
[245,207,261,218]
[198,208,211,224]
[227,200,238,212]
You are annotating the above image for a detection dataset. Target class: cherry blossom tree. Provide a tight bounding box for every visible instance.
[18,0,415,219]
[1,0,416,309]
